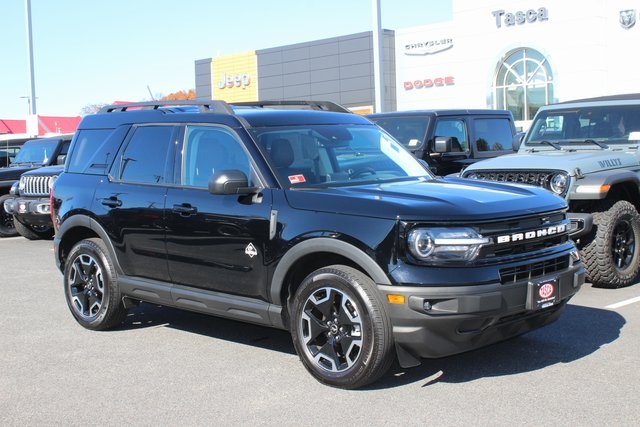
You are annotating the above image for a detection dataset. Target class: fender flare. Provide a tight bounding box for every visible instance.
[56,214,124,275]
[269,237,392,305]
[570,169,640,200]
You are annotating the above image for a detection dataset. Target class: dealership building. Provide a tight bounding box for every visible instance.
[195,0,640,128]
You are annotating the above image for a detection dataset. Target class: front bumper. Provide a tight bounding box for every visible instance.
[378,261,585,367]
[4,196,52,227]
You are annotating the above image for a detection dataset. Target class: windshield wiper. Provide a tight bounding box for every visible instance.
[583,139,609,149]
[536,140,563,151]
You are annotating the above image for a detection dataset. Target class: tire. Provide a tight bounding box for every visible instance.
[290,265,394,389]
[63,238,127,330]
[0,194,18,237]
[13,217,54,240]
[581,200,640,288]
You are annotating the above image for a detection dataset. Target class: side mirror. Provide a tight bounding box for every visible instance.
[56,155,66,165]
[434,136,452,153]
[208,169,256,195]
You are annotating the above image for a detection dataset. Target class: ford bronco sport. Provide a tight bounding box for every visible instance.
[463,94,640,288]
[51,100,584,388]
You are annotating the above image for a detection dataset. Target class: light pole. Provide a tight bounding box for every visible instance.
[372,0,385,113]
[25,0,37,115]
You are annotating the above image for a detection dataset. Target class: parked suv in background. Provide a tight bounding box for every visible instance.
[51,100,584,388]
[367,109,518,176]
[0,135,71,237]
[463,94,640,288]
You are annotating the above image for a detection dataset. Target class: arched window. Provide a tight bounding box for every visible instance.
[494,48,554,122]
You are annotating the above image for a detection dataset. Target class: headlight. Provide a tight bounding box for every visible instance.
[407,227,491,264]
[18,176,26,193]
[549,172,569,195]
[465,172,478,179]
[10,181,20,196]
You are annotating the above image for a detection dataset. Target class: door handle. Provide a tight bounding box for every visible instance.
[101,197,122,208]
[172,204,197,216]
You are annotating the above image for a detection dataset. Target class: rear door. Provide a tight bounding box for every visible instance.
[93,124,177,281]
[165,124,273,301]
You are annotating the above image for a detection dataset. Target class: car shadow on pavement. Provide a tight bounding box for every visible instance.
[371,304,625,390]
[115,302,624,389]
[119,302,296,355]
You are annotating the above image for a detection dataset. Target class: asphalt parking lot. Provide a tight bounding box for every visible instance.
[1,237,639,426]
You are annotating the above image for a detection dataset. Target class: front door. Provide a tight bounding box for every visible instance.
[165,125,272,301]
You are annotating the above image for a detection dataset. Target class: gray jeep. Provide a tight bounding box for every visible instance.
[462,94,640,288]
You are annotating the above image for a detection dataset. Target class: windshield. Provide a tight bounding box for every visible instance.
[13,140,58,165]
[368,116,428,148]
[525,104,640,145]
[250,123,431,188]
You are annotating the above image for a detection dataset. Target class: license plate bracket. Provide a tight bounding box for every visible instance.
[526,278,558,310]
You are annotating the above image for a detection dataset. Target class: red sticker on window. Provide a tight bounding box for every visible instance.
[288,174,306,184]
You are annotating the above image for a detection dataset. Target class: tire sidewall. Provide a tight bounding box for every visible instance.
[588,200,640,286]
[0,194,18,237]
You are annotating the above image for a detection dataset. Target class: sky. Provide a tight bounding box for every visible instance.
[0,0,452,119]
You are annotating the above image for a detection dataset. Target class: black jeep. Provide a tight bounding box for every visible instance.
[51,101,584,388]
[0,135,71,237]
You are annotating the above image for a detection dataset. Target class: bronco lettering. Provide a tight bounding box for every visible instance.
[496,224,567,244]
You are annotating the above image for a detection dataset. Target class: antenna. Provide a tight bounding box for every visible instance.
[147,85,155,100]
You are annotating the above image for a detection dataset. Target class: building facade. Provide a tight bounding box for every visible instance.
[195,1,640,128]
[196,31,396,114]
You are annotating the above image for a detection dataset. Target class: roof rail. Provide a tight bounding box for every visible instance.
[232,100,352,113]
[98,100,234,115]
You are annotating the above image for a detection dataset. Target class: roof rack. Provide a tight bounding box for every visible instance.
[98,100,234,115]
[231,100,352,113]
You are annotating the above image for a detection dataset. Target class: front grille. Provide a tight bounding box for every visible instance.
[477,212,569,259]
[499,255,570,284]
[465,169,562,191]
[22,175,53,196]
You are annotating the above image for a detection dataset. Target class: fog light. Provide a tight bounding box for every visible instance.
[423,301,432,311]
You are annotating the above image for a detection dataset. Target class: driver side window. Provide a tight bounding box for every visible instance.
[182,126,251,188]
[433,119,468,151]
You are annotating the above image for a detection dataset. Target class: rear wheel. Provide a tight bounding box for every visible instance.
[0,195,18,237]
[581,200,640,288]
[64,238,127,330]
[290,265,394,389]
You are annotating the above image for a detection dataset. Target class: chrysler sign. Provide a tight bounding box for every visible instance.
[404,38,453,56]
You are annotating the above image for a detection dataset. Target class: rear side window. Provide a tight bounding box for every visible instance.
[116,126,176,184]
[473,118,514,152]
[67,129,121,174]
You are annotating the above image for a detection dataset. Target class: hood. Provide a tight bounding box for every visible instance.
[0,165,37,181]
[464,149,639,176]
[21,165,64,177]
[284,177,566,222]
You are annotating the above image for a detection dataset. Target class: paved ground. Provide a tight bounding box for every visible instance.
[1,237,639,426]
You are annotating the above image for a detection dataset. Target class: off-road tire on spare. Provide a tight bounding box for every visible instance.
[0,194,18,237]
[13,217,54,240]
[64,238,127,330]
[290,265,395,389]
[581,200,640,288]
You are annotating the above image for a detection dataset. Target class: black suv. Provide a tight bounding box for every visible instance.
[0,135,71,237]
[52,101,584,389]
[367,109,518,175]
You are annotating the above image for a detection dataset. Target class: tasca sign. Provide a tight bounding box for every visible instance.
[492,7,549,28]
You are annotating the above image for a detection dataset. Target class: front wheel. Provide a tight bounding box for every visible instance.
[13,217,54,240]
[0,194,18,237]
[290,265,394,389]
[64,238,127,330]
[581,200,640,288]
